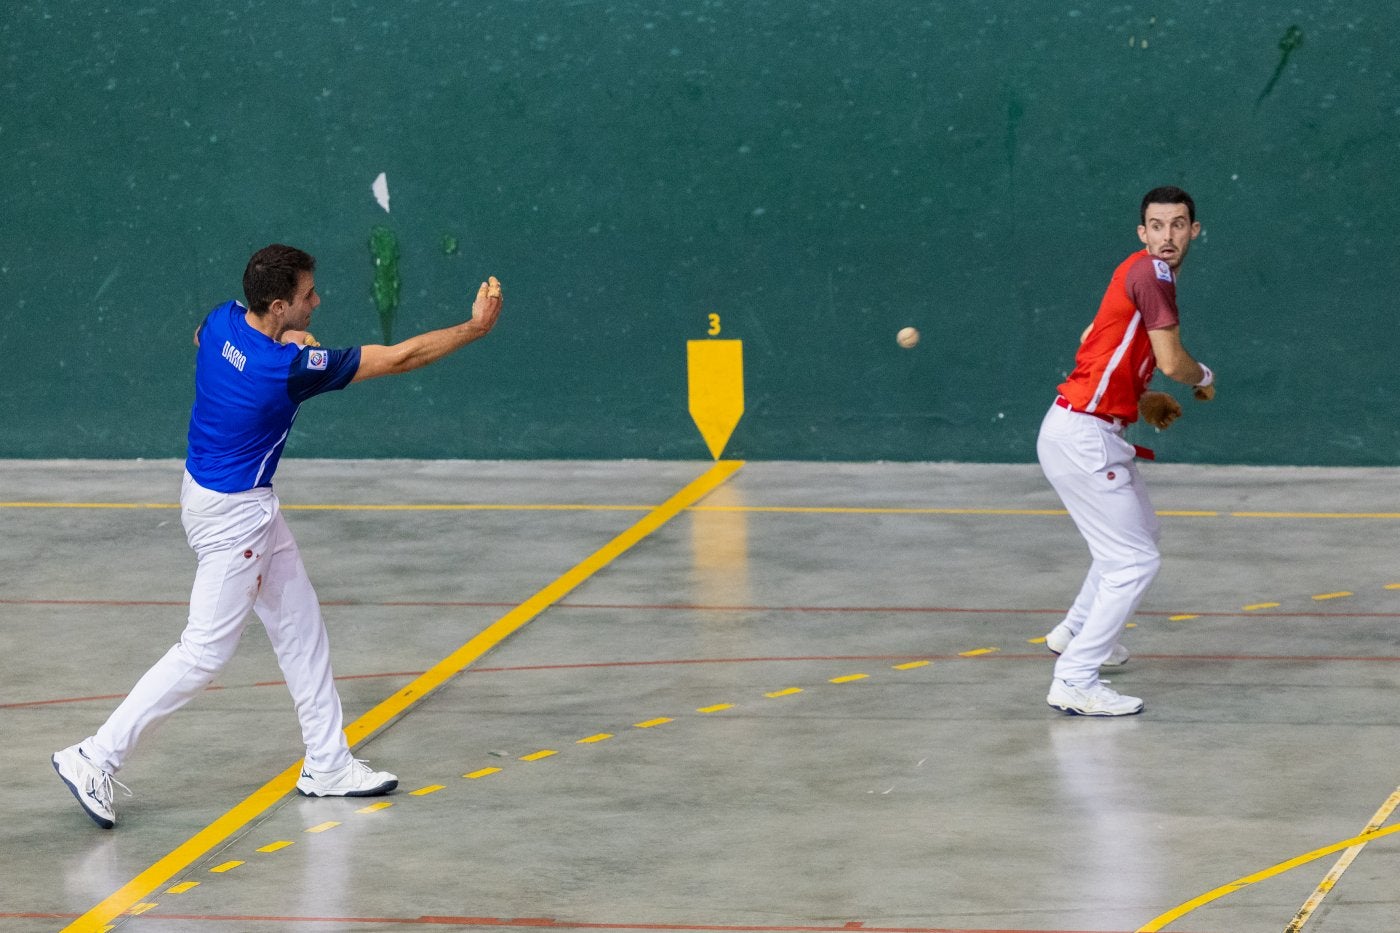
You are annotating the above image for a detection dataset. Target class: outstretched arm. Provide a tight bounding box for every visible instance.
[352,276,503,383]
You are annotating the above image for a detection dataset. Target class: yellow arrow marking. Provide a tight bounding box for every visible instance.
[687,339,744,459]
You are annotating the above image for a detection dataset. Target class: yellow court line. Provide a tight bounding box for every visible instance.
[1284,785,1400,932]
[62,459,745,933]
[1136,823,1400,931]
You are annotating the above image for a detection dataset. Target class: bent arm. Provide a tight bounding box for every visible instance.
[352,276,502,383]
[1147,326,1207,386]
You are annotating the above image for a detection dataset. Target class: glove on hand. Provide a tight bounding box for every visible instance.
[1139,391,1183,430]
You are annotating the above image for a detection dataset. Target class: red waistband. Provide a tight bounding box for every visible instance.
[1055,395,1123,426]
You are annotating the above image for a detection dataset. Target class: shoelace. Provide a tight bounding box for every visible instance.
[88,770,133,807]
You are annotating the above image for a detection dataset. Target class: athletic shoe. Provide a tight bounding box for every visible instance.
[296,759,398,797]
[53,744,128,829]
[1046,678,1144,716]
[1044,622,1130,666]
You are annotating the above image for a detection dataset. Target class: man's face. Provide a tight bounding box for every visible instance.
[278,270,321,330]
[1137,202,1200,269]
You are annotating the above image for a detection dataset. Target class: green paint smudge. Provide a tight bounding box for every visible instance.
[368,225,400,343]
[1257,25,1303,106]
[441,234,459,255]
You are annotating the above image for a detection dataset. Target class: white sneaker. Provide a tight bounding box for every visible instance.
[1044,622,1130,666]
[53,744,129,829]
[1046,678,1144,716]
[296,759,398,797]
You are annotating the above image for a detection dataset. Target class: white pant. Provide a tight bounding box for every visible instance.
[83,472,353,775]
[1037,403,1161,687]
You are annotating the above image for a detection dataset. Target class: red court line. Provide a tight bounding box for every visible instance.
[0,911,1168,933]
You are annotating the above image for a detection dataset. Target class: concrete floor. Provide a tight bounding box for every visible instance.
[4,458,1400,933]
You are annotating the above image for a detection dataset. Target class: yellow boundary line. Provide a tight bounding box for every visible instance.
[62,459,745,933]
[1136,822,1400,931]
[1283,785,1400,931]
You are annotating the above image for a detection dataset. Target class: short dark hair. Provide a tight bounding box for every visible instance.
[1140,186,1195,224]
[243,244,316,314]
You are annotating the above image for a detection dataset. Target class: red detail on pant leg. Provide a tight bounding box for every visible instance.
[1106,471,1116,481]
[244,549,253,559]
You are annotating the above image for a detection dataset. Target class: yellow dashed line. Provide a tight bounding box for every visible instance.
[577,733,613,744]
[410,785,445,796]
[830,673,868,683]
[356,802,392,813]
[209,861,243,873]
[634,717,672,728]
[305,822,340,834]
[464,767,502,779]
[1313,591,1353,601]
[257,841,293,853]
[128,903,157,916]
[1170,614,1200,621]
[765,687,802,698]
[697,703,734,713]
[520,749,558,761]
[1244,602,1280,611]
[959,647,998,657]
[893,660,930,670]
[165,882,199,894]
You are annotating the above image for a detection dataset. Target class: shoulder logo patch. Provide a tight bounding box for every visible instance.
[1153,259,1174,283]
[307,349,328,371]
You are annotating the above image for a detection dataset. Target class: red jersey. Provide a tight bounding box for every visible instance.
[1057,250,1181,422]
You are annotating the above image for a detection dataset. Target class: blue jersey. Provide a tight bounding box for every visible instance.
[186,300,361,492]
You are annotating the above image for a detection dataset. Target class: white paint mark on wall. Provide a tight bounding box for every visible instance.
[372,172,390,213]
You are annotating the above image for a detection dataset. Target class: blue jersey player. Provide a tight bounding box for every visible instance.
[54,244,503,828]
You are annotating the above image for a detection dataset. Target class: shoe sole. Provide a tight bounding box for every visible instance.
[52,755,115,829]
[296,778,398,798]
[1047,700,1143,717]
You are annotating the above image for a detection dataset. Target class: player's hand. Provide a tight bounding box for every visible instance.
[469,276,503,334]
[1139,391,1183,430]
[1193,383,1215,402]
[281,329,320,348]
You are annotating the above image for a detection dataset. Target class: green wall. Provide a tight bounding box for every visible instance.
[3,1,1396,464]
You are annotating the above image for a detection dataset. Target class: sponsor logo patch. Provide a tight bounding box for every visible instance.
[307,349,328,370]
[1153,259,1174,283]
